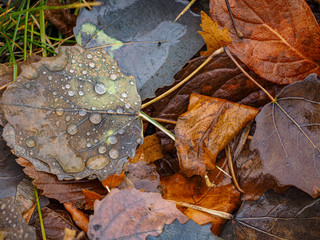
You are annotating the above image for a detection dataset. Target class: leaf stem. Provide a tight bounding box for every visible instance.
[138,111,175,141]
[224,46,276,102]
[141,47,224,109]
[225,144,244,193]
[34,187,46,240]
[225,0,243,38]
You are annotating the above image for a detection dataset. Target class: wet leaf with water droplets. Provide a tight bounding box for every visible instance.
[1,45,143,180]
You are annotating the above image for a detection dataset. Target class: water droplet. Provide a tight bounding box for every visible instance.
[68,91,74,96]
[109,149,119,159]
[71,59,76,63]
[66,84,71,89]
[56,108,64,116]
[86,155,110,170]
[70,69,74,73]
[87,54,93,59]
[119,129,125,134]
[116,108,123,114]
[122,92,128,98]
[110,73,117,80]
[89,113,102,124]
[66,115,71,122]
[95,83,106,95]
[125,103,130,109]
[26,138,36,148]
[87,142,92,148]
[108,136,117,145]
[98,145,107,154]
[48,75,53,81]
[67,124,78,135]
[136,138,142,144]
[79,90,84,96]
[89,62,95,68]
[79,110,87,116]
[82,70,87,75]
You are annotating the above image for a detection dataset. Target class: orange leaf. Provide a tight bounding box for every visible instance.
[198,11,231,56]
[100,171,125,190]
[175,93,259,177]
[63,202,89,233]
[81,189,103,210]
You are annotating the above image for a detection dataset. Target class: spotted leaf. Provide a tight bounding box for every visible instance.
[1,45,143,180]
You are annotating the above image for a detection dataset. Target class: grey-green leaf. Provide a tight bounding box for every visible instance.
[74,0,204,100]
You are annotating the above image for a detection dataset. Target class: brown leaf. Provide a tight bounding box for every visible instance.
[161,157,240,235]
[34,207,81,240]
[81,189,103,210]
[16,158,107,205]
[198,11,231,56]
[210,0,320,84]
[0,197,36,239]
[118,161,160,192]
[88,188,188,239]
[175,93,259,177]
[45,0,77,36]
[64,203,89,233]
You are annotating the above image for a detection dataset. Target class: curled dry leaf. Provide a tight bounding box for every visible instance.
[88,188,188,240]
[16,157,107,205]
[81,189,103,210]
[1,45,143,180]
[64,202,89,233]
[210,0,320,84]
[161,157,241,235]
[0,197,36,240]
[251,73,320,197]
[198,11,231,56]
[175,93,258,177]
[234,188,320,240]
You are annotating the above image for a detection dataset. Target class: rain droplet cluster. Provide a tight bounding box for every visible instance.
[1,45,143,180]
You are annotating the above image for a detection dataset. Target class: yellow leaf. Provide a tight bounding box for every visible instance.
[198,11,231,56]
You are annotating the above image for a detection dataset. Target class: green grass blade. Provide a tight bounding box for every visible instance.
[5,37,17,80]
[34,187,46,240]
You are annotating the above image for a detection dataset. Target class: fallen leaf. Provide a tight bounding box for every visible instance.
[64,202,89,233]
[0,129,25,199]
[130,133,164,164]
[0,197,36,240]
[175,93,258,177]
[15,178,36,215]
[198,11,231,56]
[1,45,143,180]
[74,0,204,100]
[251,73,320,197]
[147,219,222,240]
[45,0,77,36]
[234,187,320,240]
[118,161,160,192]
[88,188,188,240]
[81,189,103,210]
[210,0,320,84]
[161,157,240,235]
[33,207,81,240]
[16,158,107,205]
[100,171,125,190]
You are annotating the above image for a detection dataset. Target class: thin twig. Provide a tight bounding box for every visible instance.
[225,144,244,193]
[174,0,196,22]
[168,200,233,219]
[151,118,177,125]
[141,47,224,109]
[225,0,243,38]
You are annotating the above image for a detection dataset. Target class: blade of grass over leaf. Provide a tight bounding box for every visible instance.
[5,38,17,80]
[174,0,196,22]
[34,187,46,240]
[23,0,31,60]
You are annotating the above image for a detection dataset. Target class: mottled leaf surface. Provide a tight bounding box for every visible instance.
[234,188,320,240]
[1,45,142,180]
[88,188,188,240]
[147,219,222,240]
[251,74,320,197]
[0,197,36,240]
[210,0,320,84]
[74,0,204,100]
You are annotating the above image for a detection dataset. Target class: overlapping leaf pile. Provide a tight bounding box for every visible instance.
[1,0,320,239]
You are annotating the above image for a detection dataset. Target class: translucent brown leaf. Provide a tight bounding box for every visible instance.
[175,93,259,177]
[210,0,320,84]
[251,74,320,197]
[88,188,188,240]
[1,45,143,180]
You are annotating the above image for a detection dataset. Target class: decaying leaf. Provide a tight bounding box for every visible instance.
[234,188,320,240]
[210,0,320,84]
[147,219,222,240]
[16,158,107,205]
[0,197,36,240]
[198,11,231,56]
[251,74,320,197]
[100,171,125,190]
[74,0,204,100]
[161,157,240,235]
[175,93,258,177]
[82,189,103,210]
[33,207,80,240]
[1,45,143,180]
[88,188,188,240]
